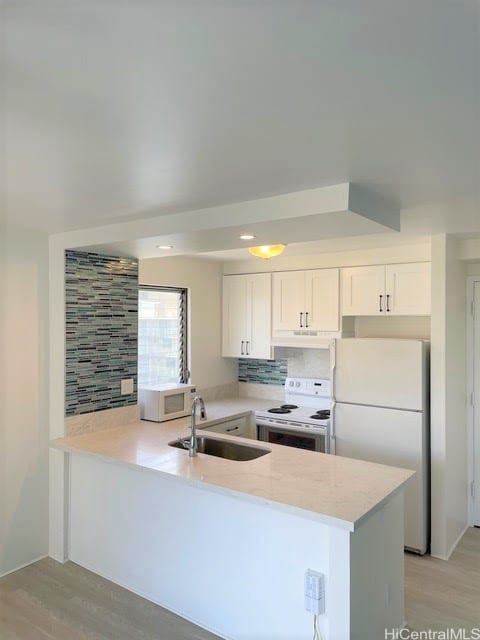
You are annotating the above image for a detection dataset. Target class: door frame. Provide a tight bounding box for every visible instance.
[466,276,480,526]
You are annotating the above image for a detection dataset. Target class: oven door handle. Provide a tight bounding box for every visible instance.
[256,419,328,435]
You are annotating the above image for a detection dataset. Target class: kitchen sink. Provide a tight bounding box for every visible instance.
[169,436,271,461]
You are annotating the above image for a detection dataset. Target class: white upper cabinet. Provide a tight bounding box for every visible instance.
[341,263,431,316]
[304,269,340,331]
[222,275,248,357]
[272,271,305,331]
[386,262,431,316]
[342,266,386,316]
[247,273,273,358]
[273,269,340,332]
[222,273,272,359]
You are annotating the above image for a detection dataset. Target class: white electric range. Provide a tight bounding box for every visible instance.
[255,378,332,453]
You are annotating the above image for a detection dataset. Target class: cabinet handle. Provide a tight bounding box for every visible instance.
[386,294,391,312]
[241,340,245,355]
[246,341,250,355]
[299,312,303,328]
[379,294,383,313]
[305,312,309,328]
[226,426,239,432]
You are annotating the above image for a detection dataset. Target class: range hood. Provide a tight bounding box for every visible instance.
[271,317,355,349]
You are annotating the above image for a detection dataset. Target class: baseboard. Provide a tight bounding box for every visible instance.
[0,554,48,579]
[431,524,470,561]
[445,524,469,561]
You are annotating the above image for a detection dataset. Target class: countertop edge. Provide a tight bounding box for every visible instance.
[50,440,356,531]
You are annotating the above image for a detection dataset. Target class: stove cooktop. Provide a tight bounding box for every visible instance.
[256,405,331,428]
[256,377,333,430]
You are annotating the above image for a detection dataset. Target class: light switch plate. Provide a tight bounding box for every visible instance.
[121,378,134,395]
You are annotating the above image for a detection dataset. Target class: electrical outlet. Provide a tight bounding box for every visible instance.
[121,378,134,395]
[304,569,325,615]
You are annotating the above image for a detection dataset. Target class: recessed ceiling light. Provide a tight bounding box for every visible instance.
[156,245,173,250]
[240,234,256,240]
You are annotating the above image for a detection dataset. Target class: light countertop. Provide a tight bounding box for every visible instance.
[52,396,414,532]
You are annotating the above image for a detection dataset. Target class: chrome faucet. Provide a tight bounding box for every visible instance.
[188,395,207,457]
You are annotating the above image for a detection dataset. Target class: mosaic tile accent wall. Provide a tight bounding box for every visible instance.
[65,251,138,416]
[238,358,288,385]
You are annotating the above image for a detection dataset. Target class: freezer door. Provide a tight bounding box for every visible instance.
[334,403,429,554]
[335,338,426,411]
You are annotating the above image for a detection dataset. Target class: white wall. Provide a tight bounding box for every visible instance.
[354,316,431,340]
[140,256,237,390]
[465,261,480,276]
[430,235,468,559]
[0,225,49,576]
[444,238,468,551]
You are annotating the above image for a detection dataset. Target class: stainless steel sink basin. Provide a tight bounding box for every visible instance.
[169,436,271,461]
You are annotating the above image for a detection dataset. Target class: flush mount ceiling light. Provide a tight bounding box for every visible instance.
[248,244,286,259]
[156,245,173,250]
[239,234,256,240]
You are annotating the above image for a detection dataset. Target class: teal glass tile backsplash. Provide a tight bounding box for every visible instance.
[65,251,139,416]
[238,358,288,385]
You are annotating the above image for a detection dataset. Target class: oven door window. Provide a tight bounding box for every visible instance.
[266,430,321,451]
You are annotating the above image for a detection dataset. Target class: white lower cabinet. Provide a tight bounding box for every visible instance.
[200,416,252,438]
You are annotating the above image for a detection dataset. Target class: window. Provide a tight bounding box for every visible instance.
[138,286,188,387]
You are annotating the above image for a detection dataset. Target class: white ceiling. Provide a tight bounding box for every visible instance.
[4,0,479,237]
[202,233,431,262]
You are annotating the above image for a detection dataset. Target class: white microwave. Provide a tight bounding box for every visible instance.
[138,383,196,422]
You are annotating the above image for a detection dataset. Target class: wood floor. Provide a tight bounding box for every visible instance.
[1,528,479,639]
[405,526,480,632]
[0,559,221,640]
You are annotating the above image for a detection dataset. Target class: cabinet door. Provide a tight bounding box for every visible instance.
[222,275,247,357]
[305,269,340,331]
[341,266,385,316]
[246,273,272,359]
[202,417,249,438]
[272,271,305,331]
[386,262,431,316]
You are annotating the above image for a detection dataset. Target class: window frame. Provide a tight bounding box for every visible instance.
[138,285,189,385]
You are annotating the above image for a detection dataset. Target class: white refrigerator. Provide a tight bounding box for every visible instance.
[333,338,430,554]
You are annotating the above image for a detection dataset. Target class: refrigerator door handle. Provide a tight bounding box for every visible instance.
[329,400,336,455]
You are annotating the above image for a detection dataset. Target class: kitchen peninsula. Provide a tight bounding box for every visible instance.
[52,403,413,640]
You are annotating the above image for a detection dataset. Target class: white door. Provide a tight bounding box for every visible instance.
[272,271,305,331]
[335,403,428,553]
[341,266,386,316]
[247,273,272,359]
[386,262,431,316]
[474,282,480,526]
[305,269,340,331]
[335,338,426,411]
[222,275,247,357]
